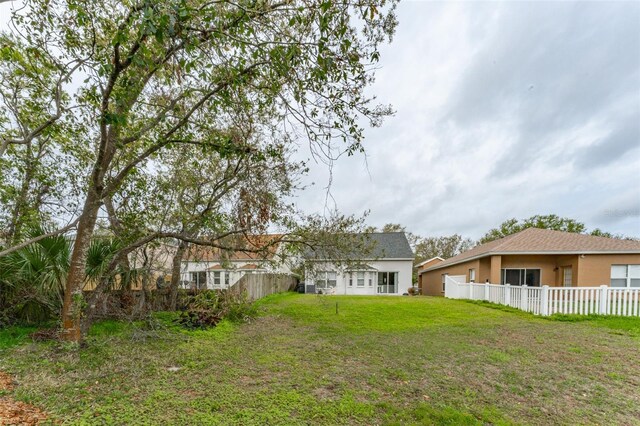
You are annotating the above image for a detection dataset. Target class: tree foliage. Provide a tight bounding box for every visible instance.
[414,234,475,263]
[0,0,398,339]
[479,214,628,244]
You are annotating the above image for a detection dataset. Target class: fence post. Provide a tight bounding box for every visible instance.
[504,284,511,306]
[484,283,489,301]
[521,284,528,311]
[599,285,608,315]
[468,283,473,300]
[540,285,550,316]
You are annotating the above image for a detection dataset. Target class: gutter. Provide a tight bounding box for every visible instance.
[414,256,445,268]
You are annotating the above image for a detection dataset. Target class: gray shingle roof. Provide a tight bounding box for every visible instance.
[306,232,414,260]
[367,232,414,259]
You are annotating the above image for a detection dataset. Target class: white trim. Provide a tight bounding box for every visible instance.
[611,264,640,288]
[420,250,640,273]
[415,256,445,268]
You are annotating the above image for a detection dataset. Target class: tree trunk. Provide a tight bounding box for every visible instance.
[169,241,188,311]
[135,248,151,316]
[118,257,134,313]
[60,189,102,342]
[7,141,35,243]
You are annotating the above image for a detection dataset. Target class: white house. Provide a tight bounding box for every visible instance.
[304,232,414,295]
[180,235,292,290]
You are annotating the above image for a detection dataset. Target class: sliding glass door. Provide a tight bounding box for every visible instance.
[377,272,398,294]
[500,268,541,287]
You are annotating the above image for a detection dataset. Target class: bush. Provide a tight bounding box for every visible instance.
[175,290,256,330]
[0,229,70,325]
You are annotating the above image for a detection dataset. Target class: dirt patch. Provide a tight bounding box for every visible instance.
[0,373,14,392]
[312,385,338,401]
[0,372,48,425]
[0,399,48,425]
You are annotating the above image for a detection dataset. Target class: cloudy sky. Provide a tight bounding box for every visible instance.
[1,1,638,240]
[295,0,640,240]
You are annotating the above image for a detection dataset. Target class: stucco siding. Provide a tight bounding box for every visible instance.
[421,253,640,295]
[500,255,557,286]
[577,254,640,287]
[421,261,477,296]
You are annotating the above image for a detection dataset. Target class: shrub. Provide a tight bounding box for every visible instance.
[175,290,256,330]
[0,228,70,325]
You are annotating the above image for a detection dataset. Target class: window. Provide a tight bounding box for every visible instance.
[348,273,353,287]
[469,269,476,283]
[209,271,229,287]
[500,269,541,286]
[563,267,572,287]
[190,271,207,289]
[327,271,337,288]
[441,273,448,292]
[611,265,640,288]
[368,273,373,287]
[357,271,365,287]
[316,271,337,289]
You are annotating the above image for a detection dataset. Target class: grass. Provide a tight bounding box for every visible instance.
[0,325,37,350]
[1,294,640,425]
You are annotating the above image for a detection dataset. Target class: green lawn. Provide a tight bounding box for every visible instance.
[2,294,640,425]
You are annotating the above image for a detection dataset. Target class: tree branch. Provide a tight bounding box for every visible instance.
[0,219,79,258]
[104,62,264,195]
[0,60,84,157]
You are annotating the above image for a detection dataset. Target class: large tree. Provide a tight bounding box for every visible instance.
[0,33,89,244]
[0,0,398,341]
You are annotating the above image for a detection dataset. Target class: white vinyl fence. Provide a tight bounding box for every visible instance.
[444,276,640,317]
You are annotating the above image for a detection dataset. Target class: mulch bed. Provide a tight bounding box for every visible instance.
[0,371,48,425]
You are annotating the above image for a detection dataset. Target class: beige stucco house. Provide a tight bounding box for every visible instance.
[418,228,640,296]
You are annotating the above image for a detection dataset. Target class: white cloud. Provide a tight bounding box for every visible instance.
[295,0,640,239]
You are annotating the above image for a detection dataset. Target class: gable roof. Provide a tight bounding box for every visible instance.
[306,232,414,260]
[423,228,640,272]
[415,256,445,268]
[184,235,282,262]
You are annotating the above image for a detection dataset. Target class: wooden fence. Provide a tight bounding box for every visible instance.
[230,273,298,301]
[82,274,297,318]
[444,276,640,317]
